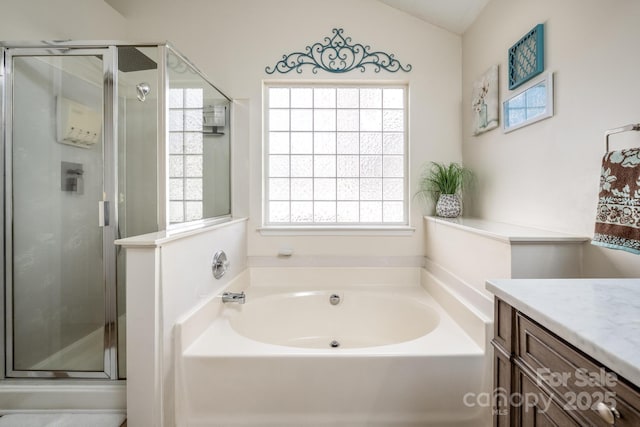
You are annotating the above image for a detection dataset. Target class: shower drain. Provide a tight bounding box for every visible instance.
[330,340,340,348]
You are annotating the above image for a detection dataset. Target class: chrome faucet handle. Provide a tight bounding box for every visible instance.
[212,250,229,279]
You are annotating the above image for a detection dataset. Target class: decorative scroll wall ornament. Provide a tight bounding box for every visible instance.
[265,28,412,74]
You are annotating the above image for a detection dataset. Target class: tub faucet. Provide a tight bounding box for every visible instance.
[222,291,245,304]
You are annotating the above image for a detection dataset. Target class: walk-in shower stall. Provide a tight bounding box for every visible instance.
[0,42,231,387]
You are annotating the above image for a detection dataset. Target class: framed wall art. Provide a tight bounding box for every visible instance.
[472,64,499,136]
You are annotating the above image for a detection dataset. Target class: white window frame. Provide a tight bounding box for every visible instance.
[261,82,412,234]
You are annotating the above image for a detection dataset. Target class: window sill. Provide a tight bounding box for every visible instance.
[257,225,415,236]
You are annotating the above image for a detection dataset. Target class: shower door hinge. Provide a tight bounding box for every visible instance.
[98,200,110,227]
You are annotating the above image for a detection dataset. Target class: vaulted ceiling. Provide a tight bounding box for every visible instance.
[377,0,490,34]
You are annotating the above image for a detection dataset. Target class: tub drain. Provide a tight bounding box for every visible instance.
[330,340,340,348]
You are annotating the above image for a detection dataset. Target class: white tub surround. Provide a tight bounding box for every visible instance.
[116,218,248,427]
[487,278,640,389]
[175,267,490,427]
[424,217,589,319]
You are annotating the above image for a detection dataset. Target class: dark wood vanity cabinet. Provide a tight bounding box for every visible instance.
[492,297,640,426]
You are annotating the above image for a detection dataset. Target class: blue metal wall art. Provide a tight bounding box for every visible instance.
[508,23,544,90]
[265,28,412,74]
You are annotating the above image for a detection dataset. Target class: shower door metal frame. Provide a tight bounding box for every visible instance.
[2,46,119,379]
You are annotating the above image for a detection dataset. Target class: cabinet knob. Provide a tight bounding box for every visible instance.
[595,402,620,425]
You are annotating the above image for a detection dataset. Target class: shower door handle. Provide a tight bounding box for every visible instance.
[98,200,110,227]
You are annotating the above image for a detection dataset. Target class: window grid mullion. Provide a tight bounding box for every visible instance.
[311,89,315,222]
[288,89,292,222]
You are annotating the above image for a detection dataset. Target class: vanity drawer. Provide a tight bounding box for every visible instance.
[517,313,640,426]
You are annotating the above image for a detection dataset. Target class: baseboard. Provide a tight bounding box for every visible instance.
[0,381,126,412]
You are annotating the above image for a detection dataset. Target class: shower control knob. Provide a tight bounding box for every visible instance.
[212,250,229,279]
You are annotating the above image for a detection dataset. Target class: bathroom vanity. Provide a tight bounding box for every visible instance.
[487,279,640,426]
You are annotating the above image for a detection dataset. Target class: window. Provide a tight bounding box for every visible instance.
[168,88,204,224]
[264,84,407,227]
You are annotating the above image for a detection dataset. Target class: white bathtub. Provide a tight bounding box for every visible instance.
[175,268,489,427]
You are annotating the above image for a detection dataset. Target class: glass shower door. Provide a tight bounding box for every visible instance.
[6,49,117,378]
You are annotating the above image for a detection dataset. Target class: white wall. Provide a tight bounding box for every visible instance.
[120,219,248,426]
[462,0,640,277]
[0,0,126,40]
[119,0,463,261]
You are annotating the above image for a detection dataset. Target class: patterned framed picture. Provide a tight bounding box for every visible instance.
[508,24,544,90]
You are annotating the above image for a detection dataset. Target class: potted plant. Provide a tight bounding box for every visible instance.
[416,162,472,218]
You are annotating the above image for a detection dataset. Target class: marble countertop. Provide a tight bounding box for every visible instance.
[486,278,640,388]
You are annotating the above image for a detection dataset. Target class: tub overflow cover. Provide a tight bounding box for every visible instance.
[330,340,340,348]
[329,294,340,305]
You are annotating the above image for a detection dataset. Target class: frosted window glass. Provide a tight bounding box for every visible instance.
[383,156,404,178]
[360,156,382,178]
[184,133,203,154]
[337,201,359,222]
[383,133,404,154]
[185,178,203,200]
[169,155,184,177]
[269,132,289,154]
[291,178,313,200]
[360,178,382,200]
[184,110,202,131]
[337,133,359,154]
[314,110,336,131]
[314,132,336,154]
[169,178,184,200]
[269,155,289,177]
[383,201,404,222]
[314,201,336,222]
[383,110,403,132]
[314,178,336,200]
[360,109,382,131]
[360,201,382,222]
[185,156,203,177]
[269,110,290,131]
[291,109,312,131]
[169,110,184,131]
[291,201,313,222]
[337,88,359,108]
[314,88,336,108]
[337,155,359,178]
[269,178,289,200]
[169,133,183,154]
[185,202,203,221]
[360,133,382,154]
[269,88,290,108]
[383,88,404,108]
[291,132,313,154]
[313,156,336,178]
[269,201,290,222]
[185,89,203,108]
[291,88,312,108]
[264,84,407,226]
[360,88,382,108]
[170,201,184,223]
[291,155,313,177]
[337,178,359,200]
[337,110,359,131]
[383,178,404,200]
[169,89,183,108]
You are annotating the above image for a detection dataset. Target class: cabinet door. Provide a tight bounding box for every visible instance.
[518,368,580,427]
[494,346,512,427]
